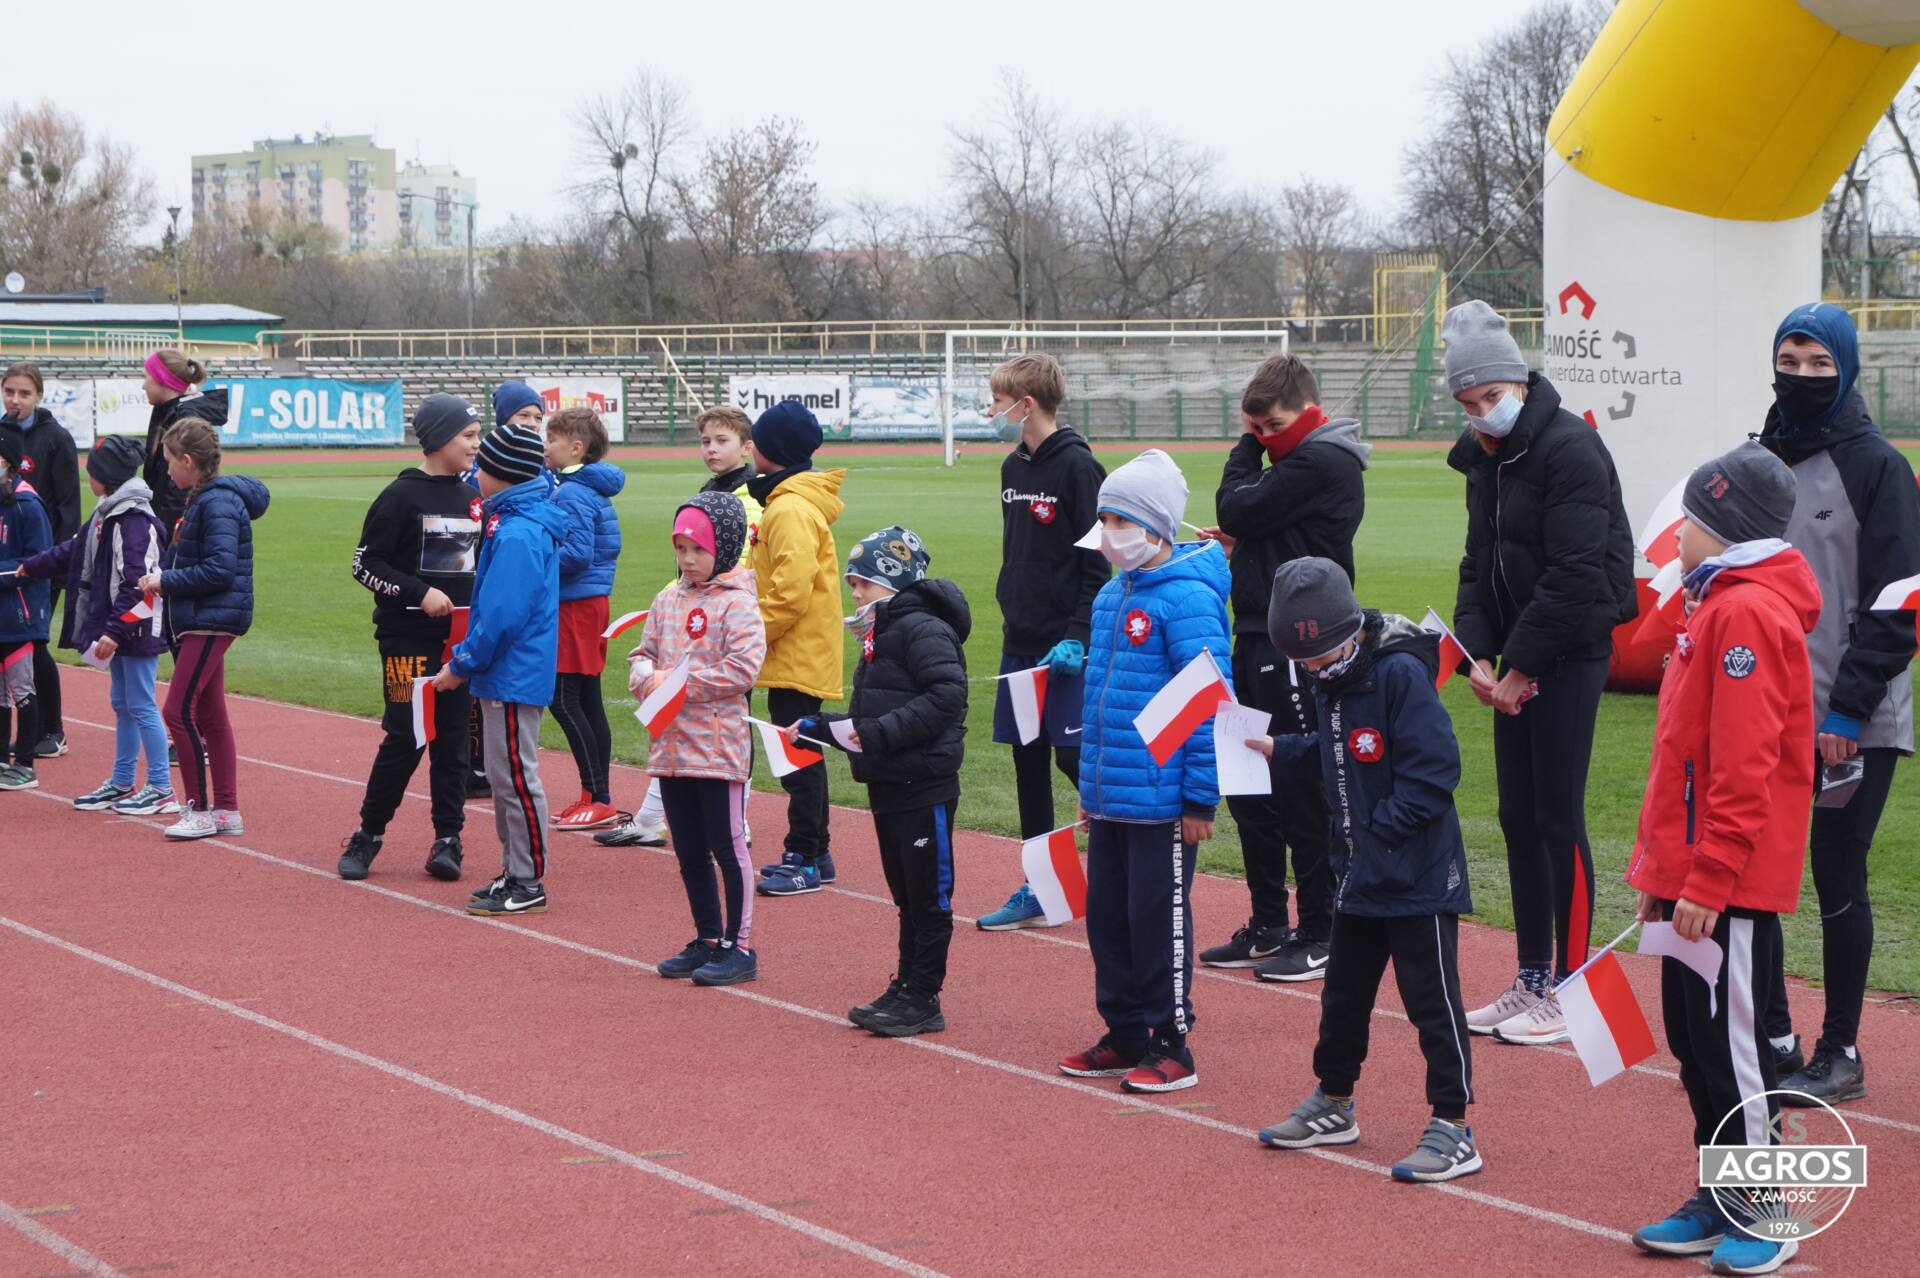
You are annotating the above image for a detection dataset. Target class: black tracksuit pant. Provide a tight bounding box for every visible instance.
[31,587,61,737]
[360,640,471,840]
[1663,902,1782,1148]
[1314,910,1473,1119]
[766,687,831,862]
[873,800,958,997]
[1764,747,1899,1050]
[1492,654,1607,980]
[1087,818,1197,1057]
[1227,634,1334,940]
[660,777,754,948]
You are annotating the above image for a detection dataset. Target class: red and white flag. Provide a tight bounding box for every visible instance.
[1133,650,1231,766]
[634,653,690,735]
[440,605,469,662]
[410,677,437,749]
[1001,663,1049,745]
[829,718,863,753]
[1416,608,1472,688]
[1639,921,1724,1018]
[1637,476,1689,569]
[1020,823,1087,925]
[749,717,824,777]
[602,609,649,642]
[1871,572,1920,645]
[1632,558,1689,645]
[119,596,156,624]
[1558,929,1657,1086]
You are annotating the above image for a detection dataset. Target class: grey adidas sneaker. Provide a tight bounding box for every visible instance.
[1466,978,1541,1036]
[1259,1087,1359,1149]
[1390,1118,1482,1182]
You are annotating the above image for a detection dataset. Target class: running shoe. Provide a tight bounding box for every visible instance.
[73,780,132,811]
[112,784,176,816]
[1389,1118,1482,1182]
[1259,1087,1359,1149]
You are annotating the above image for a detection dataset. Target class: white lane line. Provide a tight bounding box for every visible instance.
[0,1199,123,1277]
[0,915,945,1278]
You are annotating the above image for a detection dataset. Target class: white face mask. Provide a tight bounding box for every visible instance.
[1467,389,1523,439]
[844,597,883,635]
[1100,524,1159,570]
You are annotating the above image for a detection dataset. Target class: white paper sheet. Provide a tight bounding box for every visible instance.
[1212,703,1273,796]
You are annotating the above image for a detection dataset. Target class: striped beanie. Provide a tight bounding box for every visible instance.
[476,424,545,484]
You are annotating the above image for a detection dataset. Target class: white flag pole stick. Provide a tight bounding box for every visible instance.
[1552,921,1643,994]
[744,714,832,753]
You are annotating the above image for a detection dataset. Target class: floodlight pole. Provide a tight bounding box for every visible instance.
[166,205,185,342]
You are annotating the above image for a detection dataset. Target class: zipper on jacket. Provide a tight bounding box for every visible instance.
[1683,758,1696,844]
[1492,443,1529,631]
[1091,574,1133,816]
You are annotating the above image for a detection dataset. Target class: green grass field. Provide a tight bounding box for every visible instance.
[129,441,1920,994]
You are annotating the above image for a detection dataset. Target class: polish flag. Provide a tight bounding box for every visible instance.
[410,677,437,749]
[1416,608,1472,688]
[1020,824,1087,925]
[119,596,156,624]
[1002,663,1049,745]
[634,653,690,735]
[1558,949,1657,1086]
[1637,476,1689,569]
[751,718,824,777]
[1632,558,1689,645]
[440,605,470,662]
[1871,572,1920,645]
[1133,650,1231,766]
[829,718,864,752]
[602,609,649,642]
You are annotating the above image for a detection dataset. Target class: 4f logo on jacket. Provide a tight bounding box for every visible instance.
[1125,609,1152,644]
[686,608,708,639]
[1722,645,1756,679]
[1347,727,1385,763]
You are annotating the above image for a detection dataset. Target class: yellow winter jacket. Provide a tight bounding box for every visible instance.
[752,468,845,700]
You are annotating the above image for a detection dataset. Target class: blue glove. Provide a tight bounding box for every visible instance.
[794,716,824,740]
[1819,710,1862,741]
[1045,638,1085,677]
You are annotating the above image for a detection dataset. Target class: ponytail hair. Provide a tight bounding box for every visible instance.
[150,348,209,389]
[163,417,222,521]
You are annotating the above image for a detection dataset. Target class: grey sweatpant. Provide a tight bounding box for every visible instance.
[479,698,549,885]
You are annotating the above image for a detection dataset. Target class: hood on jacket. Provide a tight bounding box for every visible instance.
[764,466,845,525]
[3,406,60,435]
[1770,302,1859,432]
[1705,549,1823,635]
[1131,538,1231,598]
[559,460,627,498]
[1301,417,1372,470]
[203,473,271,519]
[692,564,756,597]
[486,477,571,542]
[1015,425,1094,467]
[96,475,156,519]
[883,577,973,643]
[1321,610,1440,694]
[161,387,231,429]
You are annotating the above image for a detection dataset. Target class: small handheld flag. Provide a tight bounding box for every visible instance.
[1020,823,1088,925]
[1870,571,1920,645]
[1637,476,1689,569]
[1001,663,1049,745]
[748,717,825,776]
[1133,650,1231,766]
[441,605,470,662]
[410,677,437,750]
[1416,608,1472,689]
[635,654,691,735]
[602,609,649,642]
[1556,922,1657,1086]
[119,597,156,625]
[829,718,863,752]
[1632,558,1688,645]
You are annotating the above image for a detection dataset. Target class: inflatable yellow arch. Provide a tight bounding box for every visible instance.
[1539,0,1920,685]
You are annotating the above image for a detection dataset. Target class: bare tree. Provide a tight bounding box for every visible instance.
[670,118,823,321]
[0,101,154,292]
[1275,178,1365,314]
[576,71,692,321]
[1075,121,1221,317]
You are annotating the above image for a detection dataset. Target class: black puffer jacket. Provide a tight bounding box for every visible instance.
[822,577,970,813]
[144,389,231,531]
[1448,374,1636,674]
[1214,418,1369,635]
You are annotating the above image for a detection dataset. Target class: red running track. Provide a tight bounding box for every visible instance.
[6,668,1916,1276]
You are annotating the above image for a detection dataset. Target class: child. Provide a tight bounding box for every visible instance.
[437,423,569,917]
[637,492,766,986]
[0,429,51,790]
[600,404,761,848]
[797,526,969,1036]
[137,419,270,838]
[746,401,846,897]
[1625,443,1818,1276]
[978,353,1110,932]
[1,361,81,759]
[1057,449,1230,1093]
[338,393,484,882]
[141,348,229,535]
[1197,353,1366,980]
[545,406,625,832]
[15,435,171,812]
[1251,558,1481,1184]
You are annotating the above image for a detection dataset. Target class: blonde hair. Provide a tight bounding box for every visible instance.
[989,353,1066,415]
[696,405,753,441]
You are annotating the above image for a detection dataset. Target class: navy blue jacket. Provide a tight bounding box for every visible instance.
[1271,612,1473,918]
[553,461,624,601]
[450,478,570,705]
[160,475,271,637]
[20,478,168,658]
[0,408,80,542]
[0,478,52,644]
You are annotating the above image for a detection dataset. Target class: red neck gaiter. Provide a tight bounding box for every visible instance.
[1261,404,1327,463]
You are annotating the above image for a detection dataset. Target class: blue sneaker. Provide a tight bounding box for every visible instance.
[1632,1190,1728,1256]
[757,863,821,896]
[757,851,835,883]
[658,939,718,979]
[1709,1232,1798,1275]
[977,883,1054,931]
[691,945,758,986]
[816,852,836,884]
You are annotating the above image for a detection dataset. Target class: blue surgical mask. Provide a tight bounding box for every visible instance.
[1467,389,1523,439]
[992,406,1028,443]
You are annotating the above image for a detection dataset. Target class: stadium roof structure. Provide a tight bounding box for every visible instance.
[0,303,283,325]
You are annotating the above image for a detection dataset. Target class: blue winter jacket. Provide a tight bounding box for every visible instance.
[0,479,52,644]
[450,478,570,705]
[553,461,624,601]
[1270,612,1473,919]
[1079,540,1233,822]
[160,475,271,637]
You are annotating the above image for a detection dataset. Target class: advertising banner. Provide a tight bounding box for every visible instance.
[527,377,626,442]
[849,375,995,441]
[207,377,407,447]
[727,375,851,438]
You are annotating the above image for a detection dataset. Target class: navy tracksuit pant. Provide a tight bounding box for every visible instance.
[1086,818,1197,1057]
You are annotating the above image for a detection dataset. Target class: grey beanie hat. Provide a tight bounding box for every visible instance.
[1442,300,1530,394]
[1097,448,1188,545]
[1681,440,1797,547]
[1268,557,1365,662]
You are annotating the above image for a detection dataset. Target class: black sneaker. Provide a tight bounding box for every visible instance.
[467,879,546,917]
[1256,938,1333,982]
[1772,1034,1805,1083]
[470,872,509,903]
[168,743,179,768]
[337,830,382,880]
[1782,1039,1866,1105]
[466,772,491,799]
[424,836,463,881]
[33,731,68,758]
[866,990,945,1037]
[659,939,719,979]
[850,977,907,1029]
[595,813,668,847]
[1200,921,1292,969]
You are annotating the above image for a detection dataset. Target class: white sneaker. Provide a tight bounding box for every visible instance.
[164,803,218,841]
[1493,991,1569,1045]
[1466,979,1541,1035]
[211,809,244,835]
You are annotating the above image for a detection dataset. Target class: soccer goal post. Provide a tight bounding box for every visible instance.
[940,328,1291,466]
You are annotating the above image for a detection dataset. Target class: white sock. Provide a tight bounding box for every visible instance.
[638,778,665,826]
[1842,1045,1858,1061]
[1769,1035,1797,1053]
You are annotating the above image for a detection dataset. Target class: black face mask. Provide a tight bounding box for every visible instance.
[1772,371,1840,432]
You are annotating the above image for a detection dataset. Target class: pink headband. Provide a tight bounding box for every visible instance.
[145,353,189,394]
[671,506,717,556]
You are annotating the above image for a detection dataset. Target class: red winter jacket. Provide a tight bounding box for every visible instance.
[1625,551,1821,914]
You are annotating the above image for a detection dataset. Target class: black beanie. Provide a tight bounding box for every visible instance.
[751,400,823,469]
[414,392,482,455]
[87,434,145,491]
[1682,440,1797,547]
[1268,557,1365,661]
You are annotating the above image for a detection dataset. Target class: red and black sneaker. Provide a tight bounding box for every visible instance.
[1059,1038,1141,1078]
[1122,1046,1197,1093]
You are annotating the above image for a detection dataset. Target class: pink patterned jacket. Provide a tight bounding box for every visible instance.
[635,566,766,781]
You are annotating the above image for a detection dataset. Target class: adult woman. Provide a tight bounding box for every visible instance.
[1442,300,1636,1046]
[0,363,78,757]
[142,349,229,533]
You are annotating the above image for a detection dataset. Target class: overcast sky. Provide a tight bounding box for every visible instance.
[11,0,1560,239]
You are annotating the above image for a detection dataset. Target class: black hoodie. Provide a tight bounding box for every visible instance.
[0,408,80,542]
[350,468,482,645]
[144,388,232,531]
[997,426,1109,656]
